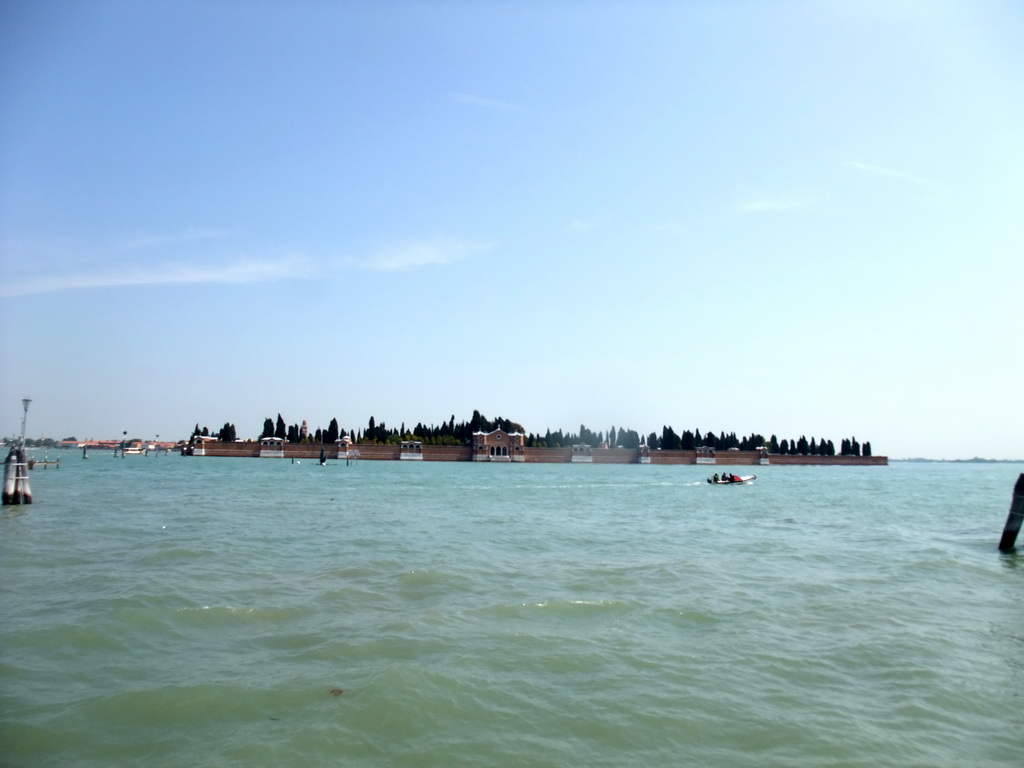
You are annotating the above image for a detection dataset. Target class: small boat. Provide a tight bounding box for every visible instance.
[708,474,756,484]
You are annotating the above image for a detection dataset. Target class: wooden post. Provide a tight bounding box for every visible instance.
[2,447,32,505]
[998,474,1024,551]
[3,398,33,505]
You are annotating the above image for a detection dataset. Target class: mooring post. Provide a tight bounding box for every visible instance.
[998,473,1024,552]
[3,398,33,505]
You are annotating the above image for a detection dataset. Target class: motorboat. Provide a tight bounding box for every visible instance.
[707,474,755,484]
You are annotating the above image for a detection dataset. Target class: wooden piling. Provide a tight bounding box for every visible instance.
[2,447,32,505]
[3,398,33,505]
[998,473,1024,551]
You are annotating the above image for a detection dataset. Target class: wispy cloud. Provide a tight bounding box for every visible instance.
[0,258,307,298]
[1,230,489,297]
[452,93,523,112]
[568,218,595,232]
[115,228,233,252]
[343,238,490,272]
[846,161,938,187]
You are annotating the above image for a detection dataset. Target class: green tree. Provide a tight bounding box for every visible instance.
[617,429,640,449]
[260,418,274,439]
[275,414,287,440]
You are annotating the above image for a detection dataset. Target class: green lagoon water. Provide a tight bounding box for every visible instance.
[2,455,1022,767]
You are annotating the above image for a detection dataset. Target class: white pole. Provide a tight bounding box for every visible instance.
[19,398,30,449]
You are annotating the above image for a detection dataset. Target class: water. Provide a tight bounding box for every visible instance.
[2,456,1022,767]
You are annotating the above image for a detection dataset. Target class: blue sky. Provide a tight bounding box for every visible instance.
[1,0,1022,459]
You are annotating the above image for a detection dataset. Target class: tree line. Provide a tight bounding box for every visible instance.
[188,410,872,457]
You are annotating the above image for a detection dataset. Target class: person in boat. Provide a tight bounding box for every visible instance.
[712,473,719,483]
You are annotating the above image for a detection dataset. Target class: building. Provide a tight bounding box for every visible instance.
[260,437,285,458]
[571,444,593,463]
[400,440,423,460]
[471,428,525,462]
[696,446,716,464]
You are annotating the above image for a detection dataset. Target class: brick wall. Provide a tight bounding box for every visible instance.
[191,441,886,466]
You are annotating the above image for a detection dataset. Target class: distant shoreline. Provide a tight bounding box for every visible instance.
[892,458,1023,464]
[187,441,889,466]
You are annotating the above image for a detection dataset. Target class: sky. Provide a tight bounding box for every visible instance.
[1,0,1022,460]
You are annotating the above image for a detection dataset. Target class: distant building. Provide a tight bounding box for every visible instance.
[336,436,358,461]
[696,446,716,464]
[260,437,285,458]
[192,435,218,457]
[571,444,593,463]
[400,440,423,460]
[472,428,525,462]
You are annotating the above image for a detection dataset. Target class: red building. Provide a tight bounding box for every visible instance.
[471,428,525,462]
